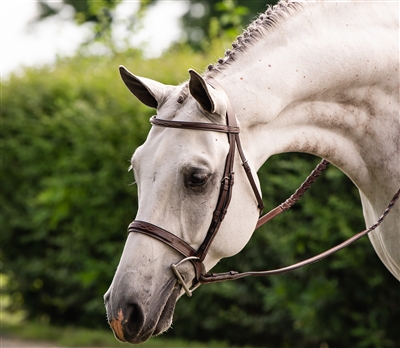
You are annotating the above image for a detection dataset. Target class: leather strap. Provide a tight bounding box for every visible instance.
[196,78,238,261]
[128,221,205,282]
[208,79,265,213]
[200,187,400,284]
[150,116,239,134]
[128,221,198,257]
[256,159,330,228]
[143,78,264,265]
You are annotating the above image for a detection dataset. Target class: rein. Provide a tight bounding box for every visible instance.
[127,79,400,296]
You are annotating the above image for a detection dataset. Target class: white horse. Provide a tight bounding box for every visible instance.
[104,0,399,344]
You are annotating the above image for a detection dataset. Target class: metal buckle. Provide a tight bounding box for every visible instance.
[171,256,201,297]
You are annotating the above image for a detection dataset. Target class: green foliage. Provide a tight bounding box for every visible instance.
[38,0,121,45]
[35,0,276,51]
[2,40,400,348]
[180,0,276,50]
[38,0,121,24]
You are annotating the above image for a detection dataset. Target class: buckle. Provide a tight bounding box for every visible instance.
[171,256,201,297]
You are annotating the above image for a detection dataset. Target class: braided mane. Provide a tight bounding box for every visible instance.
[205,0,303,76]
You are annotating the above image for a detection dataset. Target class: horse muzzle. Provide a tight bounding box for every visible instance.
[104,276,181,344]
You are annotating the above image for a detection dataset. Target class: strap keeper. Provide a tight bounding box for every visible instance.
[221,176,229,183]
[229,171,235,185]
[220,208,228,220]
[242,160,251,173]
[221,178,230,191]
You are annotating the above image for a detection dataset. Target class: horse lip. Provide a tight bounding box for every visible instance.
[153,284,181,335]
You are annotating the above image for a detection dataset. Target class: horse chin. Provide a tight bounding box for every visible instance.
[109,278,181,345]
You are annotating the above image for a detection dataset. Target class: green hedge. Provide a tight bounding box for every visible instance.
[1,43,399,347]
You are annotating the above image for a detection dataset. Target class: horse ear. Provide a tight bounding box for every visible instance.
[119,65,169,109]
[188,69,225,115]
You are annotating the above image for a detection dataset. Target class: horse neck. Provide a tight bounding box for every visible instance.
[212,2,399,200]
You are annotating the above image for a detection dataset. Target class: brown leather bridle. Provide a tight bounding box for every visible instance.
[127,79,400,296]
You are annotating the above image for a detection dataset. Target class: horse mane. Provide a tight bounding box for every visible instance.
[204,0,304,76]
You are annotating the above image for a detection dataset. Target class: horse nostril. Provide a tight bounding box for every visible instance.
[127,303,145,325]
[122,303,146,341]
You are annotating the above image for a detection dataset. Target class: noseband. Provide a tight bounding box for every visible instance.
[128,78,400,296]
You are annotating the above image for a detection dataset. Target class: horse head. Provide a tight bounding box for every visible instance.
[104,66,261,344]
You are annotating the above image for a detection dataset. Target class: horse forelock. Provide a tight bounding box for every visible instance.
[205,0,303,76]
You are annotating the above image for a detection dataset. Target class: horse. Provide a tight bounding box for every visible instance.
[104,0,399,344]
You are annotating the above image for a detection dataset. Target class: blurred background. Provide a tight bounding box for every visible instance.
[1,1,399,347]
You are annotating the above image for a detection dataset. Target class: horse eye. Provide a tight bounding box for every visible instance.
[184,170,209,188]
[190,172,208,186]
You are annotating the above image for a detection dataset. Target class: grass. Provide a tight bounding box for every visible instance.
[1,321,228,347]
